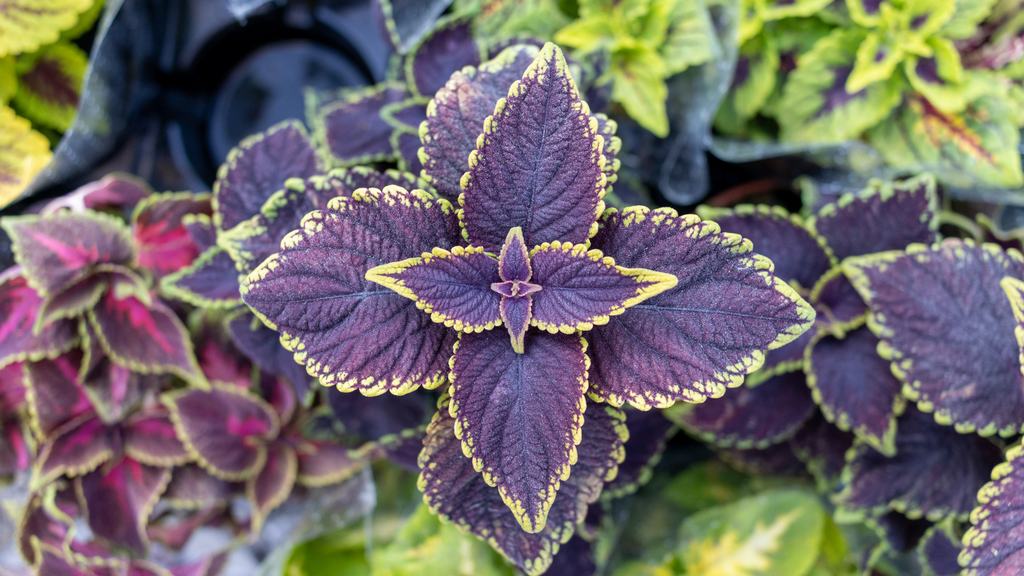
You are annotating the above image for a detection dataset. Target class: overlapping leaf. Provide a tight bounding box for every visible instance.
[77,457,171,553]
[405,17,483,98]
[0,270,77,368]
[247,442,296,532]
[0,0,93,57]
[961,439,1024,576]
[132,192,211,279]
[917,520,963,576]
[603,408,675,498]
[12,40,87,131]
[226,311,309,389]
[42,172,152,215]
[161,247,243,308]
[312,84,406,167]
[0,104,51,207]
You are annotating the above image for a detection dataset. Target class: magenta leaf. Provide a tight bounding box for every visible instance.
[421,44,537,201]
[961,441,1024,576]
[586,207,816,409]
[35,415,114,486]
[89,290,203,384]
[227,311,310,390]
[419,395,626,575]
[161,464,231,509]
[123,413,191,467]
[448,329,589,532]
[0,271,77,368]
[163,385,279,480]
[406,17,483,98]
[160,247,244,308]
[1,211,134,296]
[807,326,905,456]
[24,352,92,438]
[214,120,323,232]
[603,408,675,498]
[671,371,815,449]
[461,43,606,253]
[837,407,1003,521]
[0,418,30,476]
[240,187,461,395]
[313,84,406,166]
[132,192,212,279]
[845,239,1024,435]
[78,457,172,554]
[528,240,677,333]
[365,245,502,331]
[247,442,297,532]
[0,361,25,415]
[809,174,939,261]
[42,173,152,214]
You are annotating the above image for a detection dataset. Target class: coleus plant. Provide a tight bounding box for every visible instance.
[240,42,814,574]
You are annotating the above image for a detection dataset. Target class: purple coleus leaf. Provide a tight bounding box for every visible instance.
[24,351,92,438]
[807,326,905,456]
[163,384,280,480]
[586,206,816,409]
[918,520,963,576]
[0,417,30,476]
[227,311,310,391]
[837,407,1003,521]
[247,442,297,533]
[603,408,675,498]
[122,412,191,467]
[42,173,152,215]
[419,395,626,575]
[35,414,114,487]
[161,464,231,510]
[183,213,218,252]
[132,192,212,279]
[241,186,462,395]
[0,361,26,415]
[1,211,135,297]
[421,44,538,202]
[0,269,77,368]
[961,440,1024,576]
[845,239,1024,436]
[810,266,869,328]
[718,443,811,478]
[789,412,856,489]
[294,438,365,487]
[35,271,110,332]
[214,120,324,233]
[77,456,172,554]
[405,17,483,98]
[460,44,607,252]
[328,387,431,440]
[869,511,932,554]
[313,84,407,167]
[669,370,816,449]
[161,247,243,308]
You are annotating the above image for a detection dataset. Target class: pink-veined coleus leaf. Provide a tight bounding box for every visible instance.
[77,456,172,554]
[35,270,109,332]
[844,239,1024,436]
[405,17,483,98]
[0,269,77,368]
[192,316,251,389]
[42,173,153,215]
[419,395,626,575]
[80,319,164,424]
[312,83,406,167]
[240,186,462,396]
[122,412,190,468]
[34,414,114,487]
[0,360,25,415]
[24,351,91,438]
[131,192,212,279]
[0,417,30,476]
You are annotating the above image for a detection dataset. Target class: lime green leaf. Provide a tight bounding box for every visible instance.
[778,29,902,143]
[286,526,372,576]
[904,38,973,113]
[12,41,86,131]
[678,490,826,576]
[740,0,764,44]
[611,47,669,136]
[61,0,105,41]
[716,35,779,134]
[942,0,998,38]
[899,0,957,37]
[553,15,617,52]
[0,56,16,104]
[0,104,51,207]
[760,0,836,21]
[845,0,885,27]
[847,31,904,93]
[867,93,1024,188]
[662,0,717,75]
[635,0,674,46]
[469,0,571,42]
[0,0,94,58]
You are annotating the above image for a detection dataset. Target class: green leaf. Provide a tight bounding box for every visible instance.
[760,0,836,21]
[610,47,670,137]
[847,31,905,93]
[0,104,51,208]
[0,56,15,104]
[662,0,717,75]
[61,0,105,41]
[553,14,617,52]
[677,490,826,576]
[904,38,976,113]
[866,93,1024,188]
[0,0,93,57]
[942,0,998,38]
[634,0,674,46]
[467,0,571,42]
[715,35,779,134]
[740,0,764,44]
[12,41,87,131]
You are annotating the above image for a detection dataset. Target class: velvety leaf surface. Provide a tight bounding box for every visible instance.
[961,441,1024,576]
[461,43,605,253]
[315,84,406,166]
[132,192,212,279]
[758,329,814,382]
[0,272,76,368]
[670,371,815,449]
[419,396,626,575]
[328,387,431,440]
[36,415,113,485]
[241,187,461,396]
[89,291,202,383]
[42,173,152,215]
[808,174,939,262]
[587,207,815,409]
[845,239,1024,436]
[407,17,482,98]
[528,241,677,333]
[917,521,963,576]
[214,120,322,232]
[24,352,91,438]
[2,211,134,296]
[448,329,589,532]
[421,44,538,202]
[78,458,171,553]
[164,385,279,480]
[394,131,424,174]
[838,407,1003,521]
[366,245,502,331]
[227,311,310,389]
[810,268,868,328]
[248,442,297,531]
[603,408,675,498]
[807,327,904,456]
[696,204,832,290]
[162,464,231,509]
[123,414,190,467]
[498,226,531,283]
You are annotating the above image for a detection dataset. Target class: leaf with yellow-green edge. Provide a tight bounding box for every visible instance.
[12,40,86,132]
[846,30,905,94]
[602,408,676,499]
[0,56,15,104]
[960,439,1024,576]
[903,38,974,114]
[609,47,669,137]
[677,489,826,576]
[61,0,105,41]
[0,0,93,58]
[866,93,1024,189]
[0,104,51,208]
[715,35,779,135]
[917,518,963,576]
[844,239,1024,436]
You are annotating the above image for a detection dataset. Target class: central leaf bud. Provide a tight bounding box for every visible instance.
[491,279,542,298]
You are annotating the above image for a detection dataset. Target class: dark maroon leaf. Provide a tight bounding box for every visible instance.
[845,239,1024,436]
[183,214,217,253]
[314,84,406,166]
[718,443,811,478]
[788,412,855,488]
[24,352,92,438]
[697,204,833,290]
[421,44,537,201]
[499,226,532,283]
[870,511,932,553]
[808,174,939,261]
[0,270,77,368]
[837,407,1003,521]
[162,464,231,509]
[163,385,279,480]
[365,245,502,331]
[810,267,868,328]
[123,414,191,467]
[42,173,152,214]
[461,43,605,253]
[240,187,461,396]
[962,442,1024,576]
[0,418,30,476]
[407,18,482,98]
[247,442,297,532]
[529,240,677,333]
[917,520,963,576]
[670,371,815,449]
[36,272,108,331]
[192,316,251,389]
[161,247,244,309]
[381,99,429,132]
[393,131,424,175]
[603,408,675,498]
[1,211,134,296]
[295,439,365,487]
[448,329,589,532]
[36,415,114,486]
[214,120,323,232]
[419,395,626,575]
[0,361,25,415]
[78,457,172,554]
[807,326,905,456]
[544,535,596,576]
[227,311,310,390]
[587,206,816,409]
[132,192,212,279]
[328,388,431,440]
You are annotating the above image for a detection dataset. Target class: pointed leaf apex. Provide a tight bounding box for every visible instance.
[499,226,532,282]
